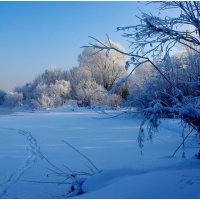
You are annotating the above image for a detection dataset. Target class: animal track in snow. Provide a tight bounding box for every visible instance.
[0,128,42,198]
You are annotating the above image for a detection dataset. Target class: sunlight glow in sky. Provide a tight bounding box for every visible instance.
[0,1,162,91]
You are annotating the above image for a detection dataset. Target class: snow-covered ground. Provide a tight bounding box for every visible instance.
[0,107,199,198]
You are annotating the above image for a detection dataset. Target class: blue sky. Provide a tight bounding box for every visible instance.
[0,1,161,91]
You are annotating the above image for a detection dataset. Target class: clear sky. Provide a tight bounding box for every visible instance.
[0,1,161,91]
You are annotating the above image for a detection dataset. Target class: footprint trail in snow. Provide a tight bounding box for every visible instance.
[0,128,43,198]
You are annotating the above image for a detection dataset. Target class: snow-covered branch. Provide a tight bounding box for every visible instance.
[117,2,200,59]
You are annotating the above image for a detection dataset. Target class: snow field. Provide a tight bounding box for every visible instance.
[0,109,199,198]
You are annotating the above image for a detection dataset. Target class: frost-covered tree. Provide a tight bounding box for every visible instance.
[48,80,71,107]
[79,41,129,99]
[31,80,71,109]
[34,69,68,85]
[3,92,23,107]
[75,79,105,106]
[128,50,200,109]
[84,1,200,155]
[14,70,71,109]
[68,58,125,107]
[127,62,161,108]
[14,83,36,109]
[67,66,93,100]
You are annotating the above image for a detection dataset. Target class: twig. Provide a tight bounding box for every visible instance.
[63,164,73,173]
[63,165,94,176]
[42,155,67,175]
[171,128,194,157]
[97,111,125,119]
[85,164,95,175]
[62,140,100,173]
[46,167,66,177]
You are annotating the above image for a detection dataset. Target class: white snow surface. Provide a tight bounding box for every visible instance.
[0,107,199,198]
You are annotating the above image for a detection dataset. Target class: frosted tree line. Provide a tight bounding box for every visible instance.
[1,41,199,114]
[0,41,128,109]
